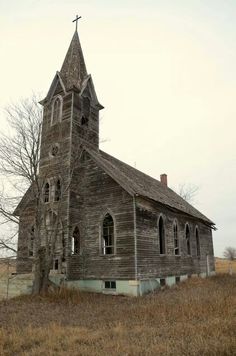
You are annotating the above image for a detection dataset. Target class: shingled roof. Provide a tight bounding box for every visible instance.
[85,147,214,226]
[14,146,214,226]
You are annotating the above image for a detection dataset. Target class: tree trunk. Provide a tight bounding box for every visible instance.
[32,255,41,295]
[32,247,50,294]
[40,264,51,294]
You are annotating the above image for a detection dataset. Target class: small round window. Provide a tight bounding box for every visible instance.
[50,144,59,157]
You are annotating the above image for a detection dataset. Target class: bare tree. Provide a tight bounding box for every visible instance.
[224,246,236,260]
[177,183,199,203]
[0,95,61,293]
[0,94,83,294]
[224,246,236,275]
[0,94,42,256]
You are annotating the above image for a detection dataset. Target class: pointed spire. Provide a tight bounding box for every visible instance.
[60,30,87,90]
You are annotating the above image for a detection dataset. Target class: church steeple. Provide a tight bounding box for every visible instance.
[40,21,103,155]
[60,30,88,90]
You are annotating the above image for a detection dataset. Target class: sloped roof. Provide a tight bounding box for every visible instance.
[60,30,87,90]
[14,147,214,226]
[85,148,214,225]
[14,184,35,216]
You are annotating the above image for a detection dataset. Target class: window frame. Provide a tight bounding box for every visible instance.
[158,215,166,255]
[195,226,201,257]
[81,96,91,126]
[53,258,59,271]
[104,280,116,290]
[100,212,116,256]
[44,182,50,203]
[160,278,166,287]
[185,223,191,256]
[72,226,80,255]
[29,226,35,257]
[54,179,61,202]
[173,220,180,256]
[51,95,63,125]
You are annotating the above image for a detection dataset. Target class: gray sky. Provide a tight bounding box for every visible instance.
[0,0,235,256]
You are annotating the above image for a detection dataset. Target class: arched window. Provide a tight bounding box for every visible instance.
[51,96,62,124]
[196,227,200,257]
[81,151,90,163]
[62,233,66,262]
[186,224,191,255]
[54,179,61,201]
[44,182,50,203]
[81,97,90,126]
[29,226,34,257]
[72,226,80,255]
[102,214,114,255]
[158,216,165,255]
[173,221,179,255]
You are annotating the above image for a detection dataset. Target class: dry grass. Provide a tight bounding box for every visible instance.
[0,275,235,356]
[215,257,236,274]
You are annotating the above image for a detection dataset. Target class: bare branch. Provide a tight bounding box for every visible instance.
[177,183,199,203]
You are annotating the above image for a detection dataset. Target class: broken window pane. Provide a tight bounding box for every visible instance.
[186,224,191,255]
[44,182,50,203]
[72,226,80,255]
[102,214,114,255]
[174,222,179,255]
[159,216,165,254]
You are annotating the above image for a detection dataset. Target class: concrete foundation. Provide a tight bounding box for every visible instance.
[0,271,216,300]
[65,274,198,296]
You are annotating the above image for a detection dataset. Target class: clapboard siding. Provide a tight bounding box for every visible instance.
[67,157,135,280]
[135,197,215,278]
[16,32,215,285]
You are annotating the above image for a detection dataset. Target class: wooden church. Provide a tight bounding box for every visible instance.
[15,24,215,296]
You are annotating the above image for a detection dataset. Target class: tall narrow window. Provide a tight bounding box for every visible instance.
[173,221,179,255]
[196,227,200,257]
[54,179,61,201]
[44,182,50,203]
[158,216,165,255]
[29,226,34,257]
[81,97,90,126]
[102,214,114,255]
[72,226,80,255]
[53,259,59,270]
[62,233,66,262]
[51,96,62,124]
[186,224,191,255]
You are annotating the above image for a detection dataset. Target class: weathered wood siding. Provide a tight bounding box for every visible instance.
[16,205,35,273]
[67,157,135,280]
[71,91,99,152]
[16,84,215,283]
[16,89,73,273]
[135,197,215,279]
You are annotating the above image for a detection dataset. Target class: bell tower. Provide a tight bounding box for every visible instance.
[37,20,103,272]
[39,22,103,174]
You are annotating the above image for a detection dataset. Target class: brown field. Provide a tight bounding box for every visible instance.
[0,274,235,356]
[215,257,236,274]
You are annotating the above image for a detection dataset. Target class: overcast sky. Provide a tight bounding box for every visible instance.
[0,0,235,257]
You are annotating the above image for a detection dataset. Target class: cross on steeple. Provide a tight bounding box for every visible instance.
[72,15,82,32]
